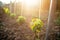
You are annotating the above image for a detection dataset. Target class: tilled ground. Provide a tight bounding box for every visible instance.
[0,7,60,40]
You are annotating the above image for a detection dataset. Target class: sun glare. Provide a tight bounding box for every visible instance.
[19,0,41,7]
[0,0,15,4]
[25,0,39,7]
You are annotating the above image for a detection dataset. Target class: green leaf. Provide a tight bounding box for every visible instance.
[3,7,10,15]
[30,18,43,32]
[10,13,16,17]
[16,16,26,24]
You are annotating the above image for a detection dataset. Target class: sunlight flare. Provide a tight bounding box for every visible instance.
[19,0,41,7]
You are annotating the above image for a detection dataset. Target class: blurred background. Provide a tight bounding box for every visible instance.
[0,0,60,40]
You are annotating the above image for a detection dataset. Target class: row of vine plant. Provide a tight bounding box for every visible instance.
[3,7,44,40]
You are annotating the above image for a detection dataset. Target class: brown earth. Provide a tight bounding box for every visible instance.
[0,7,60,40]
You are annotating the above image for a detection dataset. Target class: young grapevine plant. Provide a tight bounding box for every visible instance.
[30,18,43,32]
[30,18,43,40]
[3,7,16,18]
[16,16,26,24]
